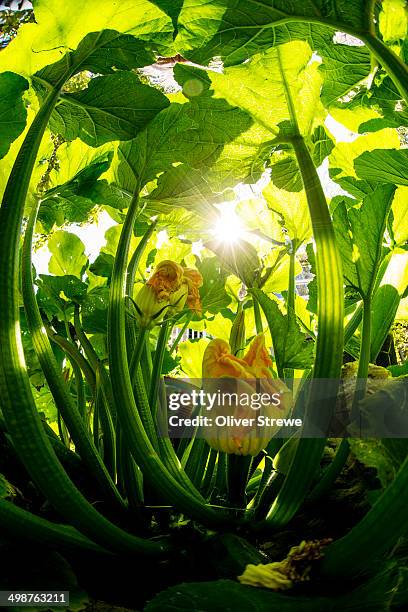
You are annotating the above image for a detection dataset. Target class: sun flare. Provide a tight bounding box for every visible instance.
[212,203,246,244]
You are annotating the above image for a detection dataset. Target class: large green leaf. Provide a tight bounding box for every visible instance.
[333,186,396,299]
[263,182,312,245]
[370,249,408,361]
[354,149,408,186]
[379,0,408,44]
[338,75,408,133]
[79,287,110,334]
[36,275,88,318]
[252,289,314,374]
[319,43,371,108]
[34,29,157,87]
[390,186,408,246]
[48,72,170,147]
[209,41,323,140]
[144,567,400,611]
[197,257,232,315]
[38,152,113,231]
[205,239,261,288]
[48,231,88,277]
[328,129,400,197]
[176,0,368,66]
[178,337,210,379]
[143,165,232,216]
[0,71,29,160]
[114,66,271,193]
[0,4,173,77]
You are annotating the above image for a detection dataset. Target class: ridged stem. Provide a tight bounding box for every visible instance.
[108,192,229,525]
[262,136,344,528]
[362,33,408,103]
[0,87,167,556]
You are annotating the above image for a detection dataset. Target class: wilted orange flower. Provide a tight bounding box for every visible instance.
[183,268,203,313]
[147,260,184,301]
[202,334,292,456]
[135,260,203,327]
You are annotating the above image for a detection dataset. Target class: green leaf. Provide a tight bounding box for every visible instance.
[36,274,88,318]
[49,72,170,147]
[263,182,312,245]
[144,567,399,611]
[333,186,396,299]
[0,5,173,77]
[88,252,115,281]
[0,473,13,500]
[79,287,110,334]
[48,231,88,277]
[305,243,317,315]
[197,257,232,315]
[176,0,367,66]
[379,0,408,44]
[38,152,113,231]
[349,440,396,489]
[319,43,371,108]
[115,65,271,193]
[354,149,408,186]
[370,249,408,361]
[144,165,232,216]
[270,151,303,192]
[357,77,408,132]
[0,71,29,160]
[32,385,58,423]
[34,29,157,87]
[269,126,333,194]
[205,239,261,288]
[261,249,300,295]
[329,128,400,199]
[208,41,323,140]
[390,186,408,246]
[252,289,314,374]
[310,125,335,168]
[178,337,209,379]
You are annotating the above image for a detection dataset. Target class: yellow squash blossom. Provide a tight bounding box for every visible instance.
[202,334,292,456]
[135,260,203,328]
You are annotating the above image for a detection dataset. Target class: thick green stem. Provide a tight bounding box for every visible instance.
[285,240,297,384]
[292,137,344,381]
[129,328,147,382]
[262,137,344,528]
[149,322,170,414]
[344,303,363,346]
[126,220,157,298]
[353,297,372,403]
[308,439,350,502]
[287,240,297,314]
[0,88,167,556]
[227,454,252,508]
[252,297,263,335]
[0,500,109,555]
[362,33,408,103]
[108,192,229,525]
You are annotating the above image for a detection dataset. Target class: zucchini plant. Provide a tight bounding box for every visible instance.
[0,0,407,607]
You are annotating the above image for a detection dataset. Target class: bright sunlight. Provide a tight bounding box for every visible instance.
[212,202,246,244]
